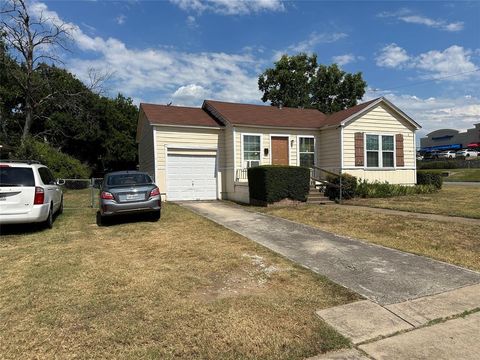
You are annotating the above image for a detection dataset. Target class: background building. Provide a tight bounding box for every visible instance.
[420,123,480,151]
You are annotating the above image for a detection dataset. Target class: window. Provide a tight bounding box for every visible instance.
[366,134,394,168]
[38,167,55,185]
[243,135,261,168]
[299,137,315,167]
[107,173,152,186]
[0,167,35,187]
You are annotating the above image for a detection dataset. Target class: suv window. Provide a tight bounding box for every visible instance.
[0,167,35,187]
[38,167,55,185]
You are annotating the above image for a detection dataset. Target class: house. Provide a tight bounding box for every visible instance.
[136,97,421,202]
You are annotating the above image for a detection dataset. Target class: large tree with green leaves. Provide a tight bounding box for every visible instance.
[258,53,367,113]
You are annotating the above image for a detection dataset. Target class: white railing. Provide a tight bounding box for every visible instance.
[235,168,249,182]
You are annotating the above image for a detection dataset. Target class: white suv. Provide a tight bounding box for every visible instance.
[0,161,64,228]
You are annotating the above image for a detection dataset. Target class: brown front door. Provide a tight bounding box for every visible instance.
[271,136,289,165]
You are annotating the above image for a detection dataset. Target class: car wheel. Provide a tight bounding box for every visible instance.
[150,210,161,222]
[96,211,105,226]
[58,196,64,215]
[45,205,53,229]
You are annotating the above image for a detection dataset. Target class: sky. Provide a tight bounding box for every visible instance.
[14,0,480,138]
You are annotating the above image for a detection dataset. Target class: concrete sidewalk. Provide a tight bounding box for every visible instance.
[181,201,480,305]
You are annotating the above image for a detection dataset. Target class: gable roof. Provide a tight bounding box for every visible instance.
[140,103,222,128]
[203,100,327,129]
[139,97,420,131]
[323,97,421,129]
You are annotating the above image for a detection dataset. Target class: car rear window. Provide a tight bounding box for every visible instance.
[106,173,152,186]
[0,167,35,187]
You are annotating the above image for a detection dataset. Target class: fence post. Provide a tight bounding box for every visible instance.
[339,172,342,204]
[91,178,95,208]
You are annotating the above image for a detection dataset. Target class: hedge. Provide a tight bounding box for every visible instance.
[15,139,91,179]
[418,159,480,169]
[356,181,437,198]
[247,165,310,204]
[324,173,357,200]
[417,171,443,189]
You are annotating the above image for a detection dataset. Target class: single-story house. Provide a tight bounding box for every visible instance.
[136,97,421,202]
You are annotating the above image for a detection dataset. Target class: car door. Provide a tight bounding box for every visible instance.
[38,167,60,211]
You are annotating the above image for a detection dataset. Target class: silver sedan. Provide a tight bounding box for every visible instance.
[97,171,161,225]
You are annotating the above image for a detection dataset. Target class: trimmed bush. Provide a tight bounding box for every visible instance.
[247,165,310,204]
[15,139,91,179]
[356,181,437,198]
[417,171,443,189]
[324,173,357,201]
[418,160,459,169]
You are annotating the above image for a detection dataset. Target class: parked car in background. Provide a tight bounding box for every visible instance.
[416,152,424,161]
[438,150,456,159]
[456,149,478,158]
[423,150,441,160]
[97,171,161,225]
[0,160,64,228]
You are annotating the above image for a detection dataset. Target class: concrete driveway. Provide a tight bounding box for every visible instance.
[182,201,480,305]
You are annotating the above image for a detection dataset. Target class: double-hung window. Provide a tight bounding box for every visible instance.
[299,137,315,167]
[243,134,261,168]
[366,134,395,168]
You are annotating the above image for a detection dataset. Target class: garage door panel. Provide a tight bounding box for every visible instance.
[167,154,217,201]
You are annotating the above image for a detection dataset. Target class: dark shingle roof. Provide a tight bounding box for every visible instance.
[203,100,327,128]
[140,103,222,128]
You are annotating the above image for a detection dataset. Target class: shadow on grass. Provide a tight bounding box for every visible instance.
[0,213,63,236]
[96,211,160,227]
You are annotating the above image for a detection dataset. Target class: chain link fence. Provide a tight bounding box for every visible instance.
[61,178,103,209]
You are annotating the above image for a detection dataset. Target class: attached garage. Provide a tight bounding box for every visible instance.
[166,152,218,201]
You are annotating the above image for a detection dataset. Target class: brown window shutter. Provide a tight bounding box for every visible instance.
[396,134,404,167]
[354,132,364,166]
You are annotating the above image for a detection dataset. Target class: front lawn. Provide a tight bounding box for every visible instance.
[346,185,480,219]
[0,193,359,359]
[418,168,480,182]
[256,205,480,272]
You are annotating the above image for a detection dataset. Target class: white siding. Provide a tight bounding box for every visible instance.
[154,126,224,200]
[318,127,341,172]
[342,103,417,184]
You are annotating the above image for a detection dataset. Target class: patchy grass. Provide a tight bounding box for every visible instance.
[256,205,480,272]
[418,168,480,182]
[0,195,359,359]
[347,185,480,219]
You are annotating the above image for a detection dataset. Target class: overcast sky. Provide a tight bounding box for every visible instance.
[24,0,480,138]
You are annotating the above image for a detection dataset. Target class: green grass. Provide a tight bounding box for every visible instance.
[255,204,480,272]
[347,185,480,219]
[418,168,480,182]
[0,192,359,359]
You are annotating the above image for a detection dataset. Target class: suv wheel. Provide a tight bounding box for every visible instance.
[45,205,53,229]
[58,196,64,215]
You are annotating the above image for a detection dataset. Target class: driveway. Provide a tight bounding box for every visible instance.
[182,201,480,305]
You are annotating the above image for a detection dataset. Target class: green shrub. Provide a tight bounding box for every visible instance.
[16,139,91,179]
[324,173,357,200]
[417,171,443,189]
[418,161,458,169]
[247,166,310,204]
[356,181,437,198]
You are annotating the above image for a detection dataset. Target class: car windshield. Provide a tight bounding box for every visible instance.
[0,167,35,187]
[106,173,152,186]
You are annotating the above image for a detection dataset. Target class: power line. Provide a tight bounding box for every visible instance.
[372,68,480,93]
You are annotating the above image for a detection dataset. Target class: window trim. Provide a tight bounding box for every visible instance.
[241,133,262,168]
[297,135,316,168]
[364,133,396,169]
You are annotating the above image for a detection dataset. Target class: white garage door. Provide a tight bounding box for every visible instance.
[166,154,217,201]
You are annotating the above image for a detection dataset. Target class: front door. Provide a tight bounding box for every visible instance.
[271,136,289,165]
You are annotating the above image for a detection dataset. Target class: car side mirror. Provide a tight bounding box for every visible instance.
[57,179,66,186]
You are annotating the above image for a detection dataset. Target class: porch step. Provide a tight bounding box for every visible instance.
[307,193,335,205]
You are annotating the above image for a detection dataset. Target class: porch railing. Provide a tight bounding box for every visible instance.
[235,168,248,182]
[310,166,343,203]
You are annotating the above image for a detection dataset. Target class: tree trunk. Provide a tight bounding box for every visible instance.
[21,100,32,142]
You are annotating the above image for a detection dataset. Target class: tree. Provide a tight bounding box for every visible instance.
[0,0,71,142]
[258,53,367,113]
